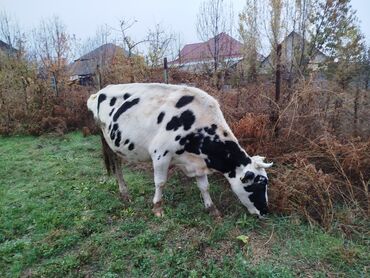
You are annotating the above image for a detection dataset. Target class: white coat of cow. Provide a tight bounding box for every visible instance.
[87,83,272,218]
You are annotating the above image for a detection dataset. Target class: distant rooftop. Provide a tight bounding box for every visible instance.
[70,43,128,76]
[0,40,18,55]
[170,32,243,65]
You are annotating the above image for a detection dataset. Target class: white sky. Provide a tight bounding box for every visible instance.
[1,0,369,55]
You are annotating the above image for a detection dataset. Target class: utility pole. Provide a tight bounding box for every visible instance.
[163,57,169,84]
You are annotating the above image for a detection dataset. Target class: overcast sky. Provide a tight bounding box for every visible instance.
[1,0,369,55]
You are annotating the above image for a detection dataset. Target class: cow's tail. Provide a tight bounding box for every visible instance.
[100,132,119,175]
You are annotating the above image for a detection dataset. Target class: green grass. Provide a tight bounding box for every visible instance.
[0,132,368,277]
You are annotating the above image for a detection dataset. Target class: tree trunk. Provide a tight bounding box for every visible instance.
[272,43,282,137]
[353,86,360,137]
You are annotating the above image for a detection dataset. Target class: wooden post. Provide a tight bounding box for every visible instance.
[163,57,169,84]
[275,44,282,102]
[96,64,102,90]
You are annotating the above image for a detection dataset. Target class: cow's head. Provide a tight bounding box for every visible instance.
[229,156,273,218]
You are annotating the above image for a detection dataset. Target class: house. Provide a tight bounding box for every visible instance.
[69,43,128,86]
[260,31,327,75]
[169,33,243,71]
[0,40,18,56]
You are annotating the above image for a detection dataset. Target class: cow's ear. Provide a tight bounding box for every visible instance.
[253,156,273,169]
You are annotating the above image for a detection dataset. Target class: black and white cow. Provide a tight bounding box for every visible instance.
[87,83,273,218]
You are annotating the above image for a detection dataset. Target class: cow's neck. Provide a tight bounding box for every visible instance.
[203,138,251,179]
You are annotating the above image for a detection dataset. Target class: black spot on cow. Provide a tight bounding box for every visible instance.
[114,131,121,147]
[157,155,161,160]
[179,137,187,145]
[128,143,135,151]
[157,112,165,124]
[202,138,251,177]
[223,131,228,137]
[123,93,131,100]
[110,129,116,140]
[154,149,157,153]
[204,124,217,135]
[110,97,117,106]
[108,123,112,131]
[109,124,118,140]
[244,180,268,215]
[176,149,185,155]
[175,126,251,177]
[182,133,204,154]
[109,108,115,116]
[97,94,106,113]
[228,172,236,178]
[175,135,181,141]
[175,95,194,108]
[163,150,168,157]
[166,110,196,131]
[113,98,140,122]
[124,139,130,145]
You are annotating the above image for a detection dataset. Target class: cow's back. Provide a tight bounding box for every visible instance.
[87,83,235,167]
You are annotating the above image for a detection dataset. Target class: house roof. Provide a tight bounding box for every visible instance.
[170,32,243,65]
[0,40,18,55]
[261,31,327,64]
[70,43,128,76]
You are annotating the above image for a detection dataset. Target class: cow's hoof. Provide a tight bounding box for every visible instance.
[152,201,164,217]
[153,208,164,217]
[206,205,222,219]
[120,194,131,202]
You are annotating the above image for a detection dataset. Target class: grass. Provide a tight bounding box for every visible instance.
[0,132,368,277]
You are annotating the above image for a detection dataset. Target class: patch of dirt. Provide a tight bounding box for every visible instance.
[247,232,274,265]
[198,240,235,262]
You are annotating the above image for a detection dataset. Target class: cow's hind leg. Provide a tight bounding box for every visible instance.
[152,156,171,217]
[196,175,221,218]
[114,158,130,201]
[100,133,130,201]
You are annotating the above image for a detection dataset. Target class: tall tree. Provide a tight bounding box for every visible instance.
[238,0,261,82]
[32,16,71,96]
[146,24,174,68]
[196,0,234,73]
[308,0,364,87]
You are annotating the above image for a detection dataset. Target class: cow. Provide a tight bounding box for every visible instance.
[87,83,273,218]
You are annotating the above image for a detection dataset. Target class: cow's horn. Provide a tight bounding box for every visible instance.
[253,156,273,169]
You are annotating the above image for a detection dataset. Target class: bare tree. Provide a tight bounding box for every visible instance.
[32,16,71,96]
[115,19,148,58]
[238,0,261,82]
[146,24,175,67]
[0,11,25,56]
[78,24,112,57]
[196,0,234,73]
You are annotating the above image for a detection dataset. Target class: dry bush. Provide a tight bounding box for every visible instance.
[231,113,269,139]
[315,136,370,214]
[267,138,369,231]
[269,156,337,229]
[41,117,67,135]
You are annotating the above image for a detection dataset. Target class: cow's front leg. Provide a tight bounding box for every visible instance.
[196,175,221,218]
[114,158,130,201]
[152,157,170,217]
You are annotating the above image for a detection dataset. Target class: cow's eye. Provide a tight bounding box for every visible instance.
[240,171,255,183]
